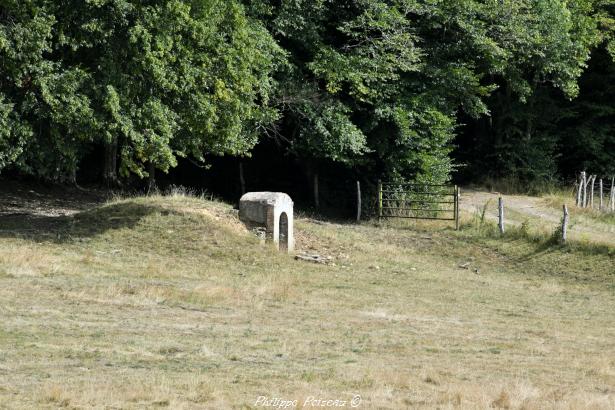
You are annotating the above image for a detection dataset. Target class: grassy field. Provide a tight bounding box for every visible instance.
[0,189,614,409]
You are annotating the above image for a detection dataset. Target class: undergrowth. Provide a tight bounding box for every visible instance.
[468,177,563,196]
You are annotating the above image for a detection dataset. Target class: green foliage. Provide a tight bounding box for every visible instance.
[455,0,602,184]
[0,96,30,169]
[0,0,613,187]
[246,0,603,185]
[0,0,281,181]
[246,0,463,183]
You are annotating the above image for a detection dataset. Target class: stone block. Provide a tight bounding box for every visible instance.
[239,192,294,252]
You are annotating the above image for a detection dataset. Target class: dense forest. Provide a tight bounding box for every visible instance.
[1,1,614,206]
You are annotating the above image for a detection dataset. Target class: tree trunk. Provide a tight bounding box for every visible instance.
[103,138,118,187]
[68,166,78,186]
[147,162,156,195]
[299,159,320,209]
[356,181,361,223]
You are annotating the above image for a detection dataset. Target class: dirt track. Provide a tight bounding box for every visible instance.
[0,179,107,218]
[460,189,615,247]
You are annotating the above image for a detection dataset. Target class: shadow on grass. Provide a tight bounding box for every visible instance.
[512,232,615,260]
[0,201,166,244]
[460,219,614,257]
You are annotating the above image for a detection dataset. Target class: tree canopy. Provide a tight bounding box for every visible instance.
[0,0,614,190]
[0,0,280,183]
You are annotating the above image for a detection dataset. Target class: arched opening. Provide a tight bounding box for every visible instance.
[279,212,289,251]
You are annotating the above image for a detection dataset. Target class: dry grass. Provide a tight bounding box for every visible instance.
[0,191,614,409]
[543,193,615,225]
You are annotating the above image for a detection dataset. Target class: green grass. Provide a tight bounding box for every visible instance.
[0,193,614,409]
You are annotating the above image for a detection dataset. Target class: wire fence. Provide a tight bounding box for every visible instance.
[574,172,615,212]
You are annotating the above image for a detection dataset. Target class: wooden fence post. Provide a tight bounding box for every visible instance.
[562,204,569,243]
[498,196,505,234]
[599,178,604,211]
[455,186,460,231]
[590,175,596,208]
[356,180,362,223]
[576,171,584,206]
[378,180,383,222]
[581,171,587,208]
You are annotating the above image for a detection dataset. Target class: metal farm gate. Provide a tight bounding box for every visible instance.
[377,181,460,230]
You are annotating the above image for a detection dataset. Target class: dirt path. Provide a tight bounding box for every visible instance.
[0,179,111,237]
[460,189,615,246]
[0,179,108,218]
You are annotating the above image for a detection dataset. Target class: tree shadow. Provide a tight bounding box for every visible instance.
[515,241,563,262]
[0,202,165,244]
[516,236,614,263]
